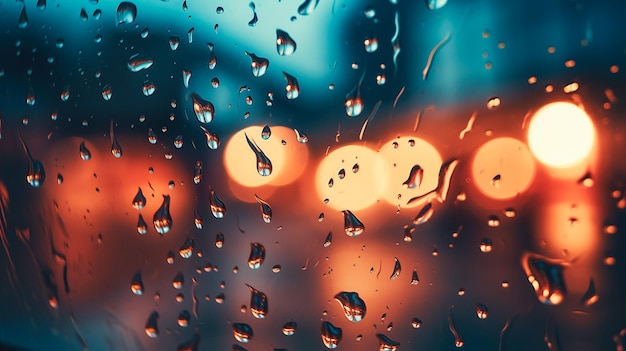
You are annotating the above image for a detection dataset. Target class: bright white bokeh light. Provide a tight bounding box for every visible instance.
[527,102,595,168]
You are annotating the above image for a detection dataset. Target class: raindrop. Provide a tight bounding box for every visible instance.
[410,269,419,285]
[297,0,319,15]
[247,1,258,26]
[376,333,400,351]
[174,135,183,148]
[334,292,366,322]
[364,7,376,18]
[294,128,309,143]
[210,190,227,218]
[364,36,379,53]
[479,238,493,253]
[448,307,464,347]
[183,69,192,88]
[521,252,569,305]
[233,323,253,342]
[169,36,180,50]
[37,0,46,11]
[487,96,501,110]
[476,303,488,319]
[19,134,45,187]
[282,321,297,336]
[142,81,156,96]
[153,195,173,235]
[215,232,224,248]
[179,237,194,258]
[254,194,272,223]
[132,187,146,209]
[102,84,112,101]
[140,27,149,38]
[321,321,342,349]
[390,257,401,280]
[276,29,297,56]
[200,125,220,149]
[191,93,215,124]
[248,243,265,269]
[272,265,281,273]
[283,72,300,99]
[245,133,272,176]
[147,128,157,144]
[577,171,593,187]
[145,311,159,338]
[18,5,28,28]
[342,210,364,236]
[487,215,500,227]
[411,317,422,328]
[116,2,137,24]
[127,53,153,72]
[413,202,434,225]
[137,214,148,234]
[193,161,202,184]
[580,278,598,306]
[344,85,364,117]
[245,51,269,77]
[130,272,144,295]
[79,141,91,161]
[328,178,334,188]
[246,284,269,318]
[60,85,70,101]
[504,208,516,218]
[323,231,332,247]
[57,174,63,184]
[402,165,423,189]
[177,310,190,327]
[166,251,175,264]
[338,169,346,179]
[172,272,184,289]
[26,87,35,106]
[110,121,122,158]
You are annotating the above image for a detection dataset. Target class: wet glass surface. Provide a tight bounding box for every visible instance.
[0,0,625,350]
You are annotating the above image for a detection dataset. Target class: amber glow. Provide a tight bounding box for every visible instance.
[527,102,595,168]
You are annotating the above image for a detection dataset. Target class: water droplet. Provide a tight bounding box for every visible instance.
[334,291,366,322]
[37,0,46,10]
[102,84,112,100]
[323,231,332,247]
[169,36,180,50]
[215,232,224,248]
[137,214,148,234]
[57,173,63,184]
[390,257,401,280]
[321,321,342,349]
[142,81,156,96]
[187,27,194,44]
[276,29,296,55]
[116,1,137,24]
[402,165,424,189]
[193,161,202,184]
[521,252,569,305]
[254,194,272,223]
[127,53,153,72]
[487,215,500,227]
[342,210,364,236]
[60,85,70,101]
[479,238,493,253]
[130,272,144,295]
[146,128,157,144]
[179,237,194,258]
[79,141,91,161]
[376,333,400,351]
[110,121,123,158]
[413,202,434,225]
[487,96,501,110]
[25,87,35,106]
[248,243,265,269]
[411,317,422,328]
[245,284,269,318]
[206,43,217,69]
[190,93,214,124]
[177,310,190,327]
[182,69,192,88]
[282,321,297,336]
[580,278,598,306]
[337,168,346,179]
[18,5,28,28]
[344,86,364,117]
[577,171,593,187]
[233,323,253,342]
[294,128,309,143]
[364,36,379,53]
[131,187,146,209]
[245,133,272,176]
[144,311,159,337]
[200,125,220,149]
[153,195,172,235]
[140,27,149,38]
[448,307,464,347]
[210,190,227,218]
[19,135,45,187]
[283,72,300,99]
[245,51,269,77]
[410,269,419,285]
[172,272,184,289]
[504,208,516,218]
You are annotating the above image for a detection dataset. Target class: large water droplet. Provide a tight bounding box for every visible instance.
[297,0,319,15]
[254,194,272,223]
[127,53,153,72]
[116,2,137,24]
[321,321,342,349]
[132,188,147,209]
[191,93,214,124]
[376,333,400,351]
[344,88,363,117]
[521,252,569,305]
[245,51,269,77]
[153,195,172,234]
[342,210,364,236]
[246,284,269,318]
[245,133,272,176]
[233,323,254,342]
[79,141,91,161]
[334,292,366,322]
[403,165,424,189]
[200,125,220,149]
[145,311,159,338]
[143,82,155,96]
[390,257,401,280]
[18,6,28,28]
[276,29,297,56]
[210,190,226,218]
[248,242,265,269]
[282,321,297,336]
[130,272,144,295]
[179,237,194,258]
[413,202,434,225]
[364,36,379,53]
[283,72,300,99]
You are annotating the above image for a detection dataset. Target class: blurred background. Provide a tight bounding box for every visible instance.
[0,0,625,350]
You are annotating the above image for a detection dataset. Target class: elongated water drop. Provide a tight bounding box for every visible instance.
[276,29,296,56]
[137,214,148,234]
[168,36,180,50]
[413,202,434,225]
[448,306,464,347]
[297,0,319,15]
[521,252,569,305]
[207,43,217,69]
[19,134,45,187]
[245,133,272,176]
[245,51,269,77]
[130,272,144,295]
[199,125,220,149]
[153,195,172,234]
[282,321,297,336]
[210,190,226,218]
[247,1,258,26]
[321,321,342,349]
[376,333,400,351]
[323,231,332,247]
[342,210,364,236]
[283,72,300,99]
[26,87,35,106]
[334,292,366,322]
[476,303,488,319]
[127,53,153,72]
[215,232,224,248]
[132,188,146,209]
[580,278,598,306]
[390,257,401,280]
[403,165,423,189]
[191,93,214,123]
[193,161,202,184]
[147,128,157,144]
[79,141,91,160]
[179,237,194,258]
[110,121,122,158]
[254,194,272,223]
[182,69,192,88]
[60,85,70,101]
[248,242,265,269]
[145,311,159,338]
[345,75,364,117]
[246,284,269,318]
[410,269,419,285]
[261,125,271,140]
[116,1,137,24]
[233,323,253,342]
[18,5,29,28]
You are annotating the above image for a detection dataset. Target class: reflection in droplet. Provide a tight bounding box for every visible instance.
[116,2,137,24]
[476,303,489,319]
[153,195,173,235]
[261,125,272,140]
[342,210,364,236]
[246,284,269,318]
[521,252,570,305]
[580,278,598,306]
[191,93,215,124]
[376,333,400,351]
[282,321,297,336]
[364,36,379,53]
[245,51,269,77]
[283,72,300,99]
[179,237,194,258]
[233,323,254,342]
[321,321,342,349]
[334,291,366,322]
[276,29,297,56]
[130,271,144,295]
[248,243,265,269]
[210,190,227,218]
[132,187,146,209]
[344,85,364,117]
[172,272,184,289]
[390,257,401,280]
[245,133,272,176]
[145,311,159,338]
[254,194,272,223]
[137,214,148,234]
